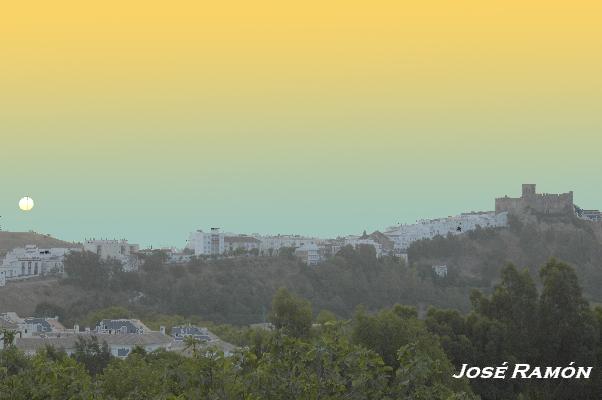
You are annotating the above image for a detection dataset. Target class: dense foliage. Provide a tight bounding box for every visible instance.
[36,219,602,398]
[8,258,602,399]
[426,259,602,399]
[59,247,471,326]
[1,294,475,400]
[409,213,602,301]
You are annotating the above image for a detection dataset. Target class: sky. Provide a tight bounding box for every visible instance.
[1,1,601,248]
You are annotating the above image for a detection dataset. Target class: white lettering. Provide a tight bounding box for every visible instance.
[512,364,531,379]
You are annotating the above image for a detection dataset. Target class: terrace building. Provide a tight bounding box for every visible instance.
[294,243,321,266]
[15,332,172,359]
[344,236,384,258]
[187,228,224,256]
[258,235,319,256]
[0,245,75,285]
[95,319,149,335]
[83,239,140,271]
[224,235,261,253]
[384,211,508,252]
[171,325,211,342]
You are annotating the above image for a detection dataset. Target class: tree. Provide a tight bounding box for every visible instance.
[535,259,598,399]
[0,349,93,399]
[247,328,390,399]
[315,309,338,325]
[1,329,18,348]
[278,247,296,260]
[392,341,477,400]
[425,308,475,368]
[268,288,312,338]
[72,335,111,376]
[471,264,538,361]
[140,250,168,273]
[98,353,171,399]
[538,258,597,364]
[351,305,426,368]
[183,336,202,356]
[33,302,66,321]
[63,251,110,289]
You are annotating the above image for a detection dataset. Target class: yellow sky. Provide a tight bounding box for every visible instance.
[1,1,601,245]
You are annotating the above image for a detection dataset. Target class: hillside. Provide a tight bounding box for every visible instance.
[5,214,602,326]
[0,278,87,317]
[0,231,80,256]
[18,249,471,326]
[407,212,602,301]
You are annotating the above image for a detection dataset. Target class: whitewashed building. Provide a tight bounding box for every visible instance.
[83,239,140,271]
[224,235,261,253]
[8,315,169,358]
[0,245,76,285]
[384,211,508,252]
[432,265,448,278]
[257,235,319,256]
[343,236,384,258]
[0,312,66,338]
[172,325,211,342]
[575,207,602,222]
[317,239,345,259]
[15,331,172,358]
[294,243,321,266]
[95,319,149,335]
[167,252,194,264]
[187,228,225,256]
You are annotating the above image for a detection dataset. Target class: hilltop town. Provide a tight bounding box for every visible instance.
[1,183,599,287]
[1,184,601,359]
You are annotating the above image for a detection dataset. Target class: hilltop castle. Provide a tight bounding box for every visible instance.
[495,184,574,215]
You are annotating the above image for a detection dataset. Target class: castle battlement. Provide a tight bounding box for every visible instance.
[495,184,574,215]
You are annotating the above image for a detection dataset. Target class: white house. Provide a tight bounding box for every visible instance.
[432,265,448,278]
[384,211,508,252]
[95,319,149,335]
[83,239,140,271]
[171,325,211,342]
[576,208,602,222]
[187,228,224,256]
[0,312,66,338]
[257,235,319,256]
[0,245,76,285]
[294,243,321,266]
[15,332,172,358]
[343,236,384,258]
[224,235,261,253]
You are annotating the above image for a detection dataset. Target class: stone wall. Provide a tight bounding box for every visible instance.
[495,185,574,215]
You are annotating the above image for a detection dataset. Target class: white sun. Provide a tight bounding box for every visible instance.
[19,197,34,211]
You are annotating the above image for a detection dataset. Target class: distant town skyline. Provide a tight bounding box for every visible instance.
[1,182,599,248]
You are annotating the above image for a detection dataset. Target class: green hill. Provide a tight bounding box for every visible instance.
[407,212,602,301]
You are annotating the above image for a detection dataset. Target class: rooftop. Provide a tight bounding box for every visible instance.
[15,332,172,352]
[224,236,261,244]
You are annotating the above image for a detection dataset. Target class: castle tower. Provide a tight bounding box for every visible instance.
[522,184,536,198]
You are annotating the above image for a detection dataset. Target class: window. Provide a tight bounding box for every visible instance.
[117,348,130,357]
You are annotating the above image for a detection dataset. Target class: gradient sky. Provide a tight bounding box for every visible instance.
[1,1,601,247]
